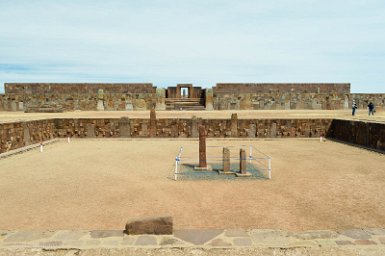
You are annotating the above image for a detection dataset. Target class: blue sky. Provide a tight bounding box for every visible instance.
[0,0,384,93]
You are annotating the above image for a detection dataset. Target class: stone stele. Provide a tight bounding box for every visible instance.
[125,216,173,235]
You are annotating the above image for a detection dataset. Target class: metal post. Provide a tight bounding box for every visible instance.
[249,145,252,163]
[268,157,272,179]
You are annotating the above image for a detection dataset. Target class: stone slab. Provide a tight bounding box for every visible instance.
[174,229,224,245]
[338,229,371,240]
[90,230,124,239]
[135,236,157,246]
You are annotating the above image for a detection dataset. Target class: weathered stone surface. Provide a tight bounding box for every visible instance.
[231,113,238,137]
[198,125,207,168]
[239,149,246,174]
[135,236,158,246]
[338,229,371,240]
[149,108,157,137]
[90,230,124,238]
[125,216,173,235]
[223,147,230,172]
[118,117,131,137]
[174,229,223,245]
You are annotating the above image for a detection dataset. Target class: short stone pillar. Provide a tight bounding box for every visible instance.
[239,149,247,174]
[149,108,157,137]
[223,147,230,172]
[205,88,214,110]
[231,113,238,137]
[199,125,207,168]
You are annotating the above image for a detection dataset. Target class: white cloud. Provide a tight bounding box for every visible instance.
[0,0,385,93]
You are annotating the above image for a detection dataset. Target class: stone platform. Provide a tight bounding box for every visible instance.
[1,228,385,255]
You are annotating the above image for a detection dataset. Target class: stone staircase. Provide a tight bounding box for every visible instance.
[165,98,205,110]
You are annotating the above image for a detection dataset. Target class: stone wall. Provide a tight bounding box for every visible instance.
[327,119,385,152]
[0,120,55,153]
[0,117,332,153]
[5,83,155,94]
[1,83,157,112]
[214,83,351,94]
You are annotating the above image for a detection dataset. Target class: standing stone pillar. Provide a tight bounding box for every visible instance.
[97,89,105,111]
[149,108,157,137]
[119,117,131,137]
[198,125,207,168]
[205,88,214,110]
[231,113,238,137]
[223,147,230,172]
[270,122,277,138]
[155,88,166,111]
[239,149,247,174]
[191,116,199,138]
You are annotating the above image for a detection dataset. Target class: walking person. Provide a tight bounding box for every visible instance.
[368,102,375,116]
[352,101,358,116]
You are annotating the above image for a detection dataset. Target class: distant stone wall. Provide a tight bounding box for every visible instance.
[4,83,156,94]
[1,83,157,112]
[327,119,385,152]
[0,117,332,153]
[1,82,385,112]
[214,83,351,94]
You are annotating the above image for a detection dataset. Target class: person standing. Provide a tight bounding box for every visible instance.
[352,101,358,116]
[368,102,375,116]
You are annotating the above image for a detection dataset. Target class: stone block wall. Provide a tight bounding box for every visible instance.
[327,119,385,152]
[0,120,55,153]
[0,117,332,154]
[214,83,351,94]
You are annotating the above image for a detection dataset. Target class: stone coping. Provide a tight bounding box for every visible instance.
[1,228,384,250]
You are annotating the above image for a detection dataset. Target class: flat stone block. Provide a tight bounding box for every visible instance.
[125,216,173,235]
[365,228,385,236]
[52,230,88,241]
[90,230,124,238]
[233,238,253,246]
[292,230,338,240]
[235,172,252,177]
[4,231,56,243]
[354,239,376,245]
[378,237,385,244]
[338,229,371,240]
[207,238,232,247]
[225,229,249,237]
[160,237,188,246]
[174,229,223,245]
[335,240,354,246]
[135,235,157,246]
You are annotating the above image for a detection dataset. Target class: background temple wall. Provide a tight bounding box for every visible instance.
[1,83,384,111]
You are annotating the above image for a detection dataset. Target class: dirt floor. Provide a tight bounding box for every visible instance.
[1,109,384,123]
[0,138,384,231]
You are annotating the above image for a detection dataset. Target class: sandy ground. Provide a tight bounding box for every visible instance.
[0,139,384,231]
[0,109,385,123]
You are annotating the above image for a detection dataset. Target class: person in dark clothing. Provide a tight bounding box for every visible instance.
[352,101,357,116]
[368,102,375,116]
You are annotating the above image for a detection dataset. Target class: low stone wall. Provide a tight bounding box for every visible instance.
[0,117,332,153]
[0,120,55,153]
[327,119,385,152]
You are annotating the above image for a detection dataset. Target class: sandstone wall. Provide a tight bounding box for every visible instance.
[0,117,332,153]
[0,120,55,153]
[214,83,351,94]
[327,119,385,152]
[5,83,155,94]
